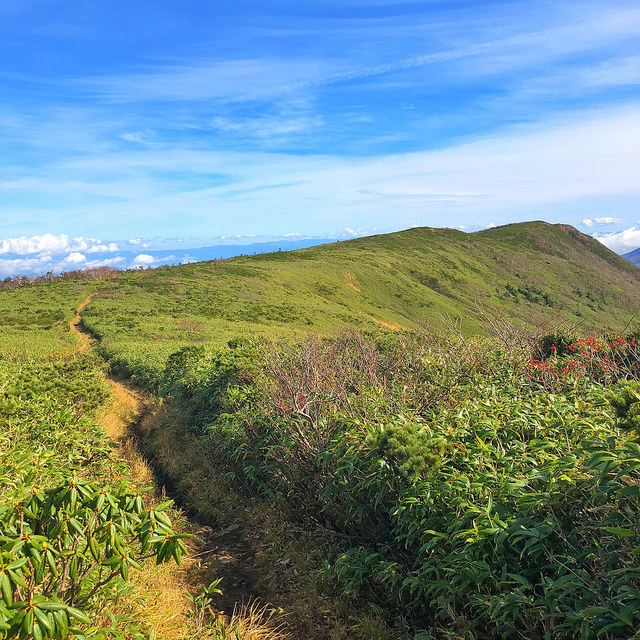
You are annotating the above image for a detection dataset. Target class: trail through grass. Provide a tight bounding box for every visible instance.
[73,295,289,639]
[69,293,98,354]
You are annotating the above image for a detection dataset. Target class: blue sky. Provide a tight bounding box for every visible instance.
[0,0,639,275]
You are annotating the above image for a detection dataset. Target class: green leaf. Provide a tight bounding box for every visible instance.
[64,605,91,625]
[602,527,635,537]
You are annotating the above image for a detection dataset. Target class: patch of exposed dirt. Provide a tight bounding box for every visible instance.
[69,294,98,353]
[358,311,406,331]
[344,272,362,292]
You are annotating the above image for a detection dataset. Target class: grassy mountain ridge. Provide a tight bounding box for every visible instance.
[8,220,610,386]
[2,220,639,374]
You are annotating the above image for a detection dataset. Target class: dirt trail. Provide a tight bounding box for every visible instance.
[71,295,277,637]
[70,296,203,634]
[69,294,98,353]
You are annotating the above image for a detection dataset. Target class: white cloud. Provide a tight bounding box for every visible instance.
[0,257,51,277]
[120,131,150,144]
[485,222,497,229]
[597,227,640,254]
[582,218,594,226]
[87,242,119,253]
[82,58,333,103]
[63,252,86,264]
[0,233,71,255]
[132,253,155,265]
[0,253,126,277]
[594,216,623,224]
[210,114,323,142]
[78,7,640,104]
[581,55,640,89]
[10,102,634,240]
[0,233,120,256]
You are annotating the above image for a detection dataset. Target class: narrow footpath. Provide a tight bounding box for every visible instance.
[69,296,285,639]
[70,296,200,635]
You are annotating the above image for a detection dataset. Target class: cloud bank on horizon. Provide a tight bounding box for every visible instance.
[0,0,639,276]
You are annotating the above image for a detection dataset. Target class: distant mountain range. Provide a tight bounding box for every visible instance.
[114,238,335,267]
[623,247,640,267]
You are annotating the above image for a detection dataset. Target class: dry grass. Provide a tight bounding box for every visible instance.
[214,602,289,640]
[97,379,291,640]
[66,295,290,639]
[344,272,362,292]
[95,378,197,637]
[358,311,406,331]
[68,293,99,353]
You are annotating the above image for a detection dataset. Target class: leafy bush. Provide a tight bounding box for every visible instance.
[607,380,640,432]
[99,327,640,638]
[0,357,184,638]
[0,470,185,639]
[537,329,578,358]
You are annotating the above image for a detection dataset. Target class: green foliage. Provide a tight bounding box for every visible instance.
[0,358,111,484]
[0,470,186,639]
[607,380,640,432]
[537,329,578,358]
[0,283,94,358]
[0,357,183,638]
[4,221,640,638]
[33,221,640,381]
[505,282,555,306]
[142,329,640,639]
[366,423,448,484]
[160,340,258,429]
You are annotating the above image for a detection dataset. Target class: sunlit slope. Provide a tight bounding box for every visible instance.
[78,221,640,363]
[0,281,97,357]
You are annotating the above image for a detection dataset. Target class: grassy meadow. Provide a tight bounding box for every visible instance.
[2,221,640,639]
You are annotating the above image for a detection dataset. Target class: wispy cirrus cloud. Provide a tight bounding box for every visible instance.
[2,104,637,241]
[71,6,640,106]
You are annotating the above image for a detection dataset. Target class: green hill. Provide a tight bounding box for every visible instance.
[2,221,638,376]
[55,220,637,382]
[3,220,640,639]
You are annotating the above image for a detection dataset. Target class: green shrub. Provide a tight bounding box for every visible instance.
[537,329,578,358]
[607,380,640,432]
[0,470,185,639]
[0,357,184,638]
[93,326,640,638]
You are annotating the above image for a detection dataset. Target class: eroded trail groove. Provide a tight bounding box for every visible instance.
[69,293,98,353]
[71,296,279,638]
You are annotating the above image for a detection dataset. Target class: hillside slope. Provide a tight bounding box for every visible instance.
[2,220,640,638]
[2,220,638,375]
[58,220,638,382]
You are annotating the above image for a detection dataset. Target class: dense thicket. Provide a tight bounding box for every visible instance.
[139,329,640,639]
